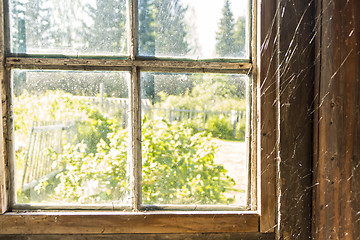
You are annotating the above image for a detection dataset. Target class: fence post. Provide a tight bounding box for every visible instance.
[203,105,207,124]
[170,107,175,122]
[231,110,237,138]
[99,82,104,106]
[122,103,127,129]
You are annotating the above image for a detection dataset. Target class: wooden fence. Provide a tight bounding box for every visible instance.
[22,121,76,191]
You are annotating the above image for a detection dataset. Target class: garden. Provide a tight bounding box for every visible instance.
[14,71,248,206]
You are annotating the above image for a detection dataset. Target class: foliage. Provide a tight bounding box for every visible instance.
[234,16,247,57]
[15,90,237,205]
[216,0,236,57]
[14,90,88,141]
[10,0,53,52]
[205,115,233,140]
[41,117,235,204]
[138,0,190,56]
[154,74,247,141]
[216,0,247,57]
[142,118,235,204]
[84,0,127,54]
[157,74,247,112]
[53,134,129,203]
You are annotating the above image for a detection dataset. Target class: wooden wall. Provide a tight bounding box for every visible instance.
[277,0,315,239]
[313,0,360,239]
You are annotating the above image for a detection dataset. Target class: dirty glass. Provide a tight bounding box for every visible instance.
[138,0,250,59]
[9,0,128,55]
[13,69,131,205]
[141,72,249,206]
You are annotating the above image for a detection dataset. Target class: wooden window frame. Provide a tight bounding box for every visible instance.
[0,0,277,236]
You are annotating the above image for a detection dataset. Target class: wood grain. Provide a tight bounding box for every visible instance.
[276,0,315,239]
[130,67,142,210]
[314,0,360,239]
[0,233,275,240]
[259,0,277,233]
[0,213,259,234]
[5,57,251,73]
[0,0,6,214]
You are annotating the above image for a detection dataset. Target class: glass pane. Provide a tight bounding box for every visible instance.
[141,72,248,206]
[138,0,250,59]
[10,0,128,55]
[13,70,131,205]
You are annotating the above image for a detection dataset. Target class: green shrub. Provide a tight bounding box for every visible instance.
[15,90,237,205]
[142,118,235,204]
[205,115,233,140]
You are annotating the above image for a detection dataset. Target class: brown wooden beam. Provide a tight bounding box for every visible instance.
[0,233,275,240]
[0,213,259,234]
[276,0,315,239]
[314,0,360,238]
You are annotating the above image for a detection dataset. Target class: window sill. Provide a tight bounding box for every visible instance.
[0,211,258,234]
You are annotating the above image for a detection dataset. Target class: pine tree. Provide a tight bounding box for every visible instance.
[24,0,53,49]
[10,0,26,53]
[84,0,127,54]
[139,0,190,102]
[234,16,246,57]
[153,0,189,56]
[11,0,54,52]
[139,0,155,55]
[215,0,236,57]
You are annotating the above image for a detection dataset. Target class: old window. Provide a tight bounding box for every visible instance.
[0,0,275,235]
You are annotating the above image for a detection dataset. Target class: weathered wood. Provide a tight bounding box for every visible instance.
[130,0,138,59]
[5,57,251,72]
[248,0,258,210]
[312,0,322,238]
[276,0,315,239]
[314,0,360,239]
[0,212,259,234]
[0,0,6,214]
[130,67,142,210]
[0,233,275,240]
[12,204,247,211]
[259,0,277,233]
[3,63,14,209]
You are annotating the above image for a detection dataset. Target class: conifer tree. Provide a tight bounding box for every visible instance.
[84,0,127,54]
[216,0,236,57]
[153,0,189,56]
[139,0,155,55]
[234,16,246,57]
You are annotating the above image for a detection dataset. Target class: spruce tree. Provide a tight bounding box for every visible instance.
[84,0,127,54]
[139,0,190,102]
[10,0,26,53]
[215,0,236,57]
[139,0,155,55]
[234,16,246,57]
[11,0,54,51]
[153,0,189,56]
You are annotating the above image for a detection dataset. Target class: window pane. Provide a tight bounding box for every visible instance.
[13,70,131,205]
[10,0,128,55]
[138,0,250,59]
[141,72,249,206]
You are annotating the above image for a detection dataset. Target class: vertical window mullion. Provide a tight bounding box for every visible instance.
[129,0,138,59]
[130,67,142,211]
[129,0,141,211]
